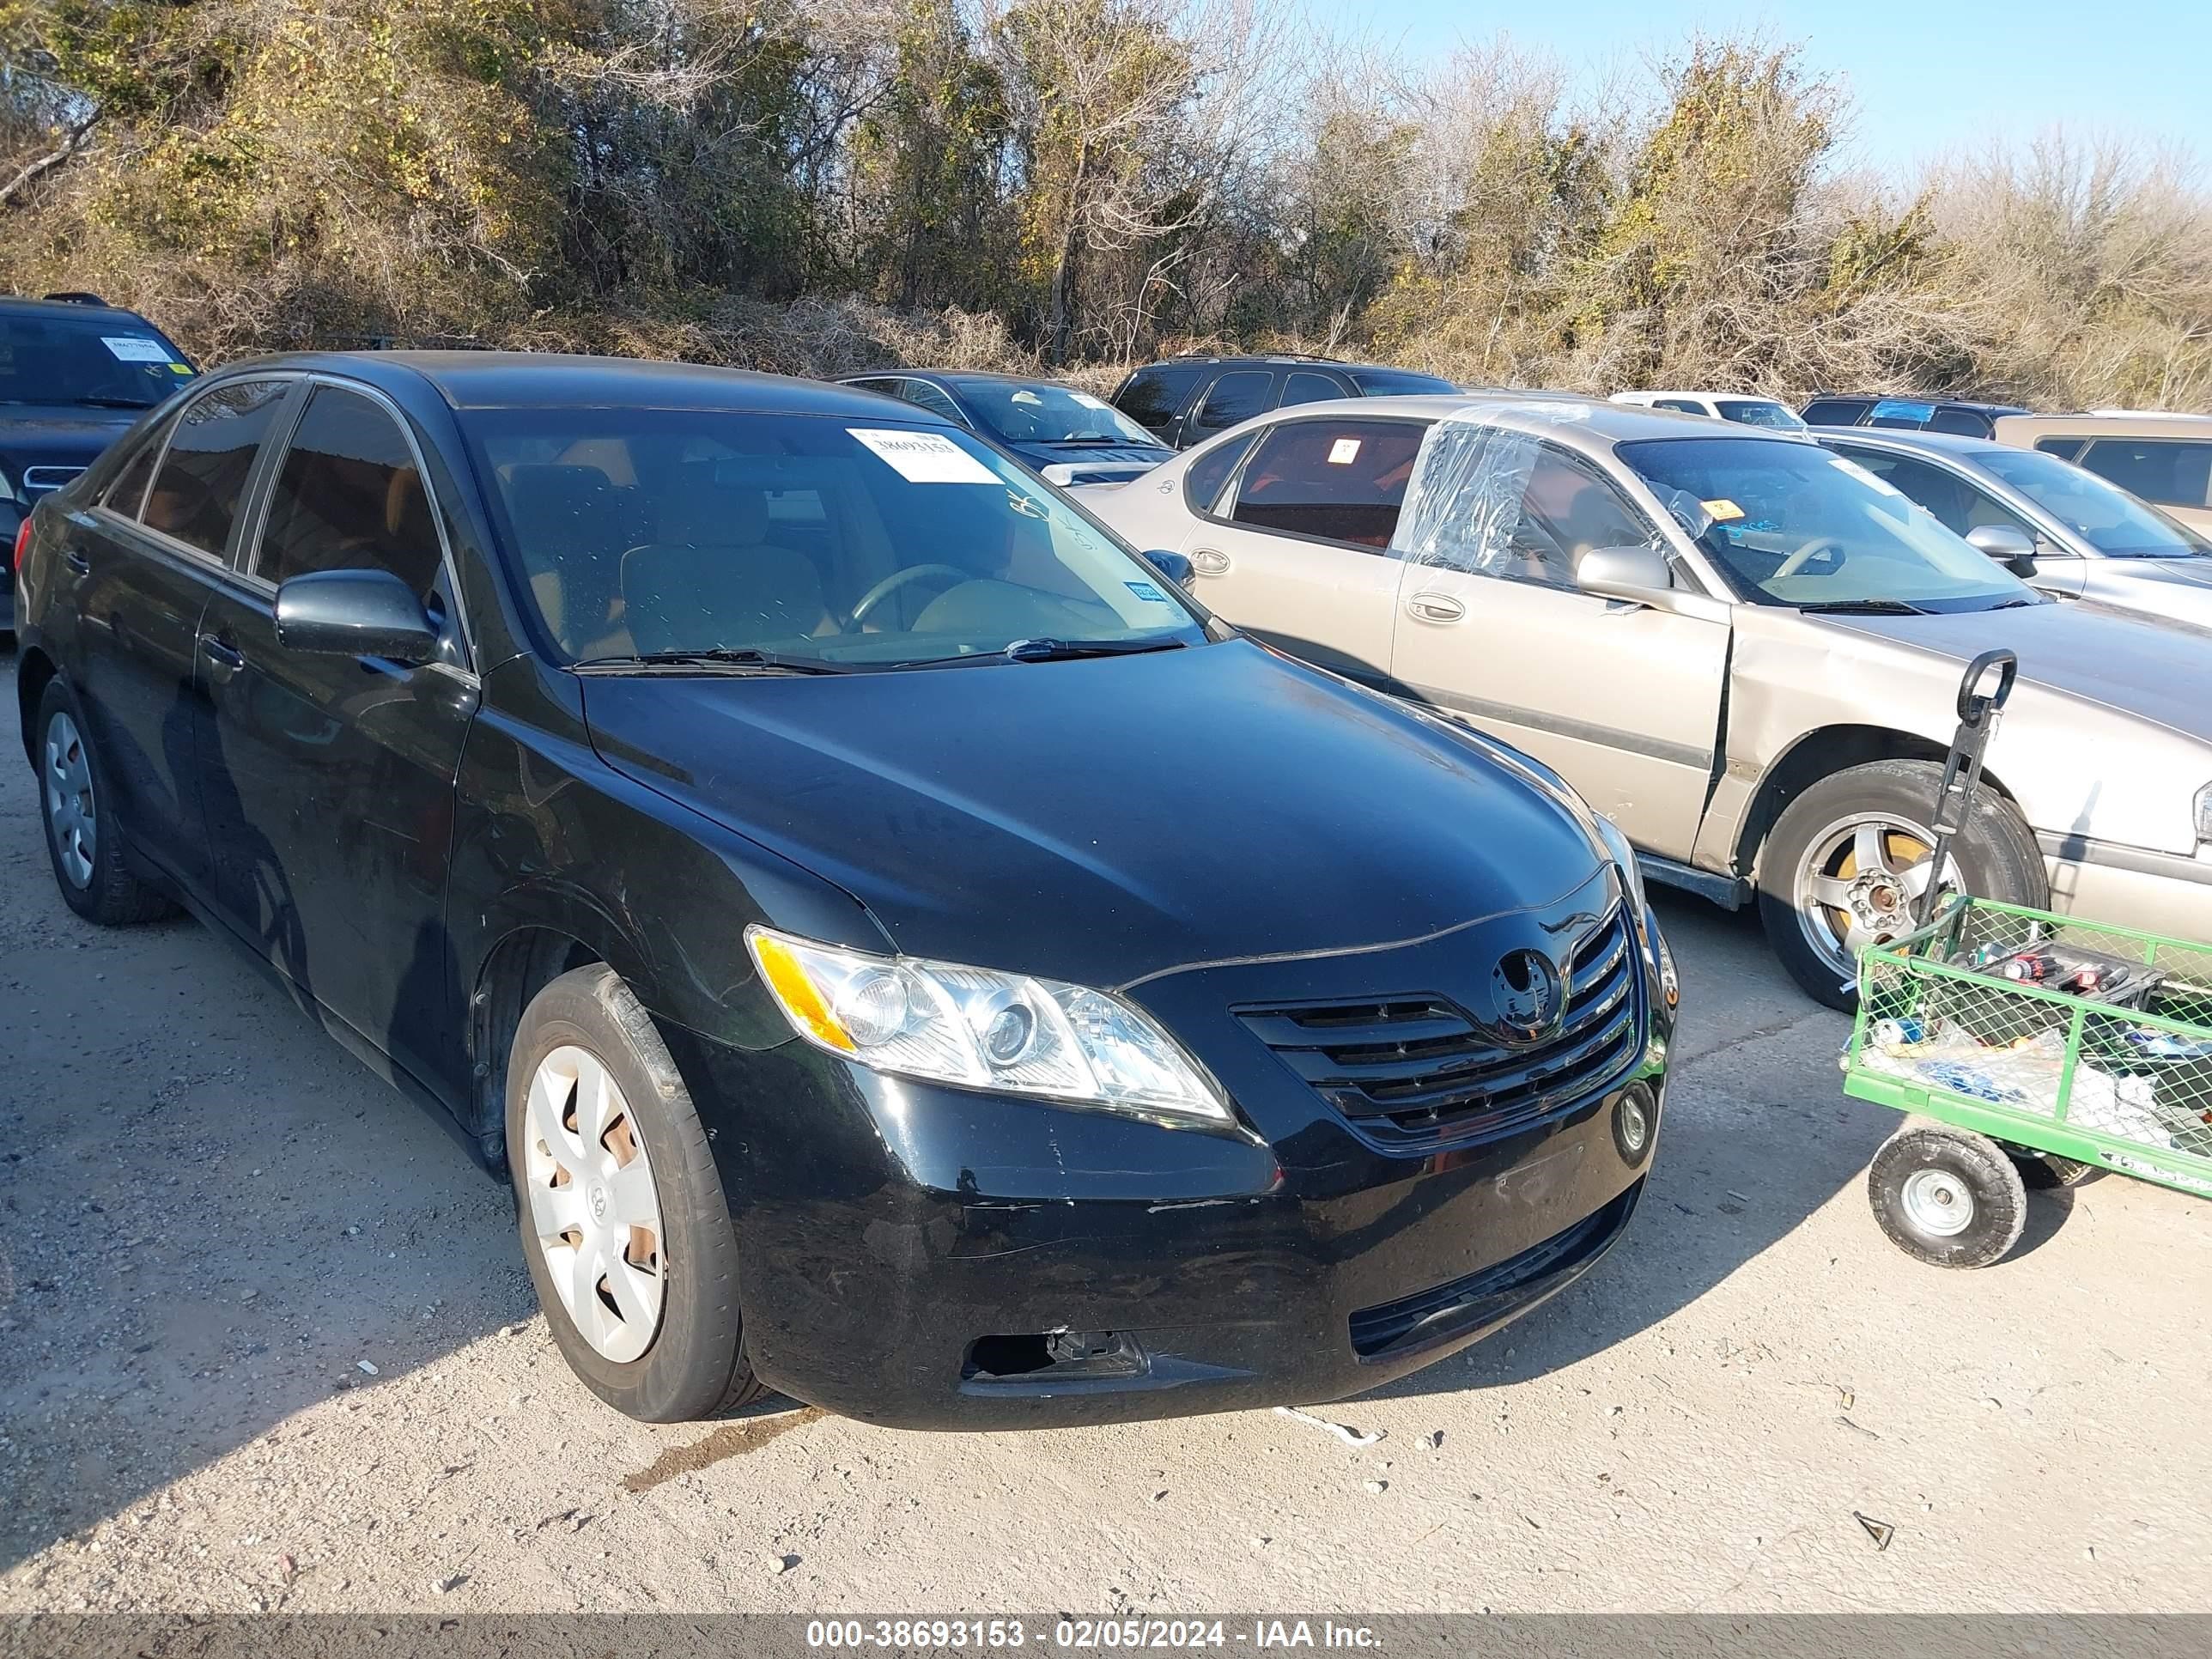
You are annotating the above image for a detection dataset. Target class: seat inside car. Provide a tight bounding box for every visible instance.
[621,483,830,653]
[501,463,640,653]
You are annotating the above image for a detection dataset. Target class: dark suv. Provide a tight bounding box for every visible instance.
[2,294,195,634]
[1800,395,2030,440]
[1110,356,1456,449]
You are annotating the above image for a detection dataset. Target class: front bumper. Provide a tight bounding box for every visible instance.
[665,881,1673,1430]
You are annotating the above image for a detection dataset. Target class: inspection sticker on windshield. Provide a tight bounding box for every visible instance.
[1328,437,1363,465]
[102,336,173,363]
[848,427,998,484]
[1701,498,1746,522]
[1125,580,1169,603]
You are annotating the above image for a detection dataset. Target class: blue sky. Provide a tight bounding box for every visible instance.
[1310,1,2211,179]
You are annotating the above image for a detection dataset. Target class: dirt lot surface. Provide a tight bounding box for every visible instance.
[3,651,2209,1615]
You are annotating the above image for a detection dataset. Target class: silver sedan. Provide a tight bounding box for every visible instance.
[1082,395,2212,1006]
[1807,426,2212,629]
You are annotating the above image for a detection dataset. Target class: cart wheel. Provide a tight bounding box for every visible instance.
[2004,1145,2100,1189]
[1868,1124,2027,1268]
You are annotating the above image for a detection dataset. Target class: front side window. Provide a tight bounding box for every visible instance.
[1617,435,2033,611]
[1183,431,1259,517]
[1230,419,1426,550]
[254,386,444,600]
[2074,439,2212,510]
[1278,371,1346,410]
[896,381,968,426]
[1401,430,1659,585]
[1716,398,1807,431]
[957,381,1155,447]
[1114,364,1204,431]
[1979,447,2210,558]
[0,310,195,411]
[143,379,292,558]
[464,410,1208,669]
[1928,406,1996,438]
[1191,371,1273,436]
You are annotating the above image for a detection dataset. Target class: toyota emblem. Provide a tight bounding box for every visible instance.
[1490,949,1564,1043]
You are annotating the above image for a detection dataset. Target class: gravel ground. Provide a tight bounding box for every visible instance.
[2,650,2209,1615]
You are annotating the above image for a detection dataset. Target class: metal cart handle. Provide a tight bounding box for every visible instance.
[1917,649,2018,928]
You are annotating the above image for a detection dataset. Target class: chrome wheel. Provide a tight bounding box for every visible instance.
[1794,813,1957,978]
[44,710,95,890]
[1900,1167,1975,1237]
[521,1044,666,1363]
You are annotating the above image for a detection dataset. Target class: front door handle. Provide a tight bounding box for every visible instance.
[199,635,246,680]
[1405,590,1467,624]
[1189,548,1231,576]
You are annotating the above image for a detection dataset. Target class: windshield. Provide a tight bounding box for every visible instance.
[1615,436,2034,611]
[0,313,194,409]
[1715,398,1807,432]
[957,381,1160,447]
[1977,447,2209,559]
[464,409,1208,670]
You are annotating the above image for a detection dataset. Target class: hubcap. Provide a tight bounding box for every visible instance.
[1795,814,1957,977]
[44,711,95,890]
[522,1045,666,1362]
[1901,1166,1975,1237]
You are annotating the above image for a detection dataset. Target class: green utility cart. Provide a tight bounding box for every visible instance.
[1843,897,2212,1267]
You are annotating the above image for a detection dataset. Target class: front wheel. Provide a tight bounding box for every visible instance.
[1757,758,2046,1010]
[1868,1123,2028,1268]
[507,965,767,1421]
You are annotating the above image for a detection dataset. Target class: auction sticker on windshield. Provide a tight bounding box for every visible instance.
[102,336,175,363]
[849,427,1000,484]
[1328,437,1363,465]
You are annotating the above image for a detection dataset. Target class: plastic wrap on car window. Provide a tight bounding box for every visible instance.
[1391,400,1599,574]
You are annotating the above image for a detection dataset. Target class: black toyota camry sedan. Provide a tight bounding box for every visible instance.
[13,353,1674,1427]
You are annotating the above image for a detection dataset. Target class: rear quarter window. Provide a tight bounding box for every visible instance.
[1113,364,1205,430]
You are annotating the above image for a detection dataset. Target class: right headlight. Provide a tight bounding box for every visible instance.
[745,925,1233,1130]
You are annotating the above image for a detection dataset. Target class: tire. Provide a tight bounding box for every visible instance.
[506,964,766,1422]
[1757,758,2046,1010]
[1867,1123,2028,1268]
[34,676,176,926]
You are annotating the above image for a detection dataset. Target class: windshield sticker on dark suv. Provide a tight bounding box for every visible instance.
[101,336,174,363]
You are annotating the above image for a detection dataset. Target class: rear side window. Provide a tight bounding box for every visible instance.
[2075,439,2212,509]
[102,410,182,518]
[254,386,443,601]
[1183,432,1259,516]
[1655,398,1704,414]
[1191,370,1274,437]
[143,379,291,558]
[2036,437,2088,461]
[1278,370,1346,410]
[1114,364,1204,431]
[1230,419,1426,549]
[1802,398,1872,426]
[1345,368,1455,395]
[1928,406,1996,438]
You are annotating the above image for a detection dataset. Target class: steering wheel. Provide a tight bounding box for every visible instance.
[849,563,973,628]
[1773,536,1847,580]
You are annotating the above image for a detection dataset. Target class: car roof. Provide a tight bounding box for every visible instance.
[0,295,153,323]
[1620,390,1786,403]
[1997,411,2212,439]
[1811,393,2027,415]
[224,350,947,419]
[844,368,1085,391]
[1253,392,1782,447]
[1810,427,2005,459]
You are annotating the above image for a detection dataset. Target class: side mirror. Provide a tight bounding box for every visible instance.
[1144,550,1194,586]
[275,568,440,663]
[1965,523,2039,577]
[1577,545,1674,605]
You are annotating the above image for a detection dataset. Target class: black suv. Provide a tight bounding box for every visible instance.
[1110,356,1456,449]
[1800,394,2030,440]
[2,294,195,634]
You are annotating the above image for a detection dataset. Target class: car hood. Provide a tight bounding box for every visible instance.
[0,404,143,468]
[579,640,1611,989]
[1808,600,2212,745]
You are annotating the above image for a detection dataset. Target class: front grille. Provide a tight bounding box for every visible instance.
[22,465,84,496]
[1348,1182,1640,1358]
[1237,905,1641,1153]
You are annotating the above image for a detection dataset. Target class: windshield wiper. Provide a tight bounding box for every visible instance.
[74,396,159,410]
[571,647,847,675]
[1039,434,1124,446]
[1001,636,1188,662]
[1797,598,1929,616]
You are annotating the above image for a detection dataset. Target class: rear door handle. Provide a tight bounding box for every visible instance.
[1405,590,1467,623]
[1189,549,1231,576]
[63,548,91,574]
[199,635,245,679]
